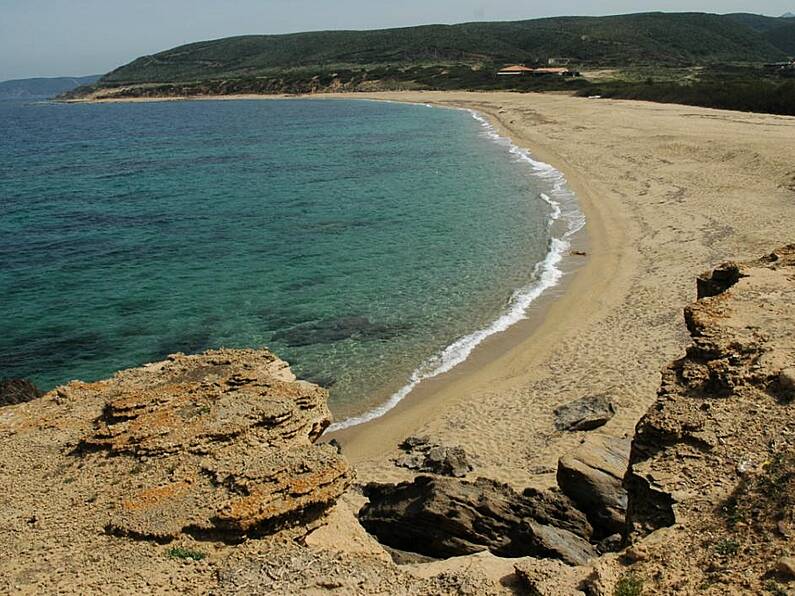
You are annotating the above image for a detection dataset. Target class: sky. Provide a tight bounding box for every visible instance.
[1,0,792,81]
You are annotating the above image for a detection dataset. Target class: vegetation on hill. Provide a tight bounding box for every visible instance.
[63,12,795,116]
[580,65,795,116]
[99,12,791,85]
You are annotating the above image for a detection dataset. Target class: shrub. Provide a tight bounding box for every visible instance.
[167,546,206,561]
[615,572,644,596]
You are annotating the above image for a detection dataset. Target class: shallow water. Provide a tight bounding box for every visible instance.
[0,97,580,422]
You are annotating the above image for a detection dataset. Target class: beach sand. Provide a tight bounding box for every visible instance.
[316,91,795,491]
[71,89,795,489]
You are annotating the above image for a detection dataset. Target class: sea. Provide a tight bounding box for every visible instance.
[0,97,583,428]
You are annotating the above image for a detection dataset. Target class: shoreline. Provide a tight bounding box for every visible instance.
[324,93,622,467]
[318,91,794,488]
[326,103,587,433]
[64,90,598,441]
[59,91,795,490]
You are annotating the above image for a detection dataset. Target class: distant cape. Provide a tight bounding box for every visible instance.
[0,75,100,99]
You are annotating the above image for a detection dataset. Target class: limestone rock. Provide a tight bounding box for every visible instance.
[619,246,795,594]
[359,476,595,563]
[557,435,631,537]
[13,349,351,542]
[626,246,795,540]
[394,436,472,477]
[0,379,42,407]
[554,395,616,432]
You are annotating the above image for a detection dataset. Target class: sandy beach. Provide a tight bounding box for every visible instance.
[312,91,795,491]
[6,89,793,594]
[67,88,795,486]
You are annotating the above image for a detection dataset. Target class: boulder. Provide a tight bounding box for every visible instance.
[554,395,616,432]
[394,436,472,477]
[67,349,353,541]
[557,435,631,537]
[528,522,598,566]
[0,379,42,407]
[359,476,596,564]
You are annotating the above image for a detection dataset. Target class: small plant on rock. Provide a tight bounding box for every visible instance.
[714,538,740,557]
[765,579,788,596]
[614,571,644,596]
[167,546,206,561]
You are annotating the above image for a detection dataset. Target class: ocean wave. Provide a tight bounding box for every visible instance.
[326,107,585,433]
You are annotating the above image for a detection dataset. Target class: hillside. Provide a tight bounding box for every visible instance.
[726,12,795,54]
[100,12,790,85]
[0,75,100,99]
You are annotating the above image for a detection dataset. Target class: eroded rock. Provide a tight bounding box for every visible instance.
[554,395,616,432]
[394,436,472,477]
[64,349,350,542]
[0,379,42,407]
[359,476,595,564]
[557,435,631,537]
[625,244,795,571]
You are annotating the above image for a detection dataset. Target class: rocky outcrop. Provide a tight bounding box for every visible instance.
[557,435,631,537]
[554,395,616,432]
[0,378,42,407]
[513,559,586,596]
[359,476,596,565]
[394,436,473,477]
[1,349,352,544]
[622,246,795,593]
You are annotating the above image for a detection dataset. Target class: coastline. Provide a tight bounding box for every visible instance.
[326,103,587,433]
[325,93,623,474]
[65,91,596,440]
[320,91,795,490]
[62,90,795,491]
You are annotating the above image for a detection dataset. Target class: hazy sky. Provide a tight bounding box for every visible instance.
[1,0,792,81]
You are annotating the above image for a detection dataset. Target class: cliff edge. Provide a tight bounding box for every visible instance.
[622,245,795,594]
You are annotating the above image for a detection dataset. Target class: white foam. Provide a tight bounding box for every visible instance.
[326,106,585,433]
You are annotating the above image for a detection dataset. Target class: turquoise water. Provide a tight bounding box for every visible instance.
[0,98,581,423]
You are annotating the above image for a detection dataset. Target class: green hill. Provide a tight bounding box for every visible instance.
[726,13,795,54]
[101,12,790,85]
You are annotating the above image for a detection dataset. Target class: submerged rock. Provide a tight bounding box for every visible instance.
[273,316,406,347]
[557,435,631,537]
[0,379,42,407]
[554,394,616,432]
[359,476,596,564]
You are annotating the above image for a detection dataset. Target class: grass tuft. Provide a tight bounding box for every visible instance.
[615,571,644,596]
[167,546,206,561]
[714,538,740,557]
